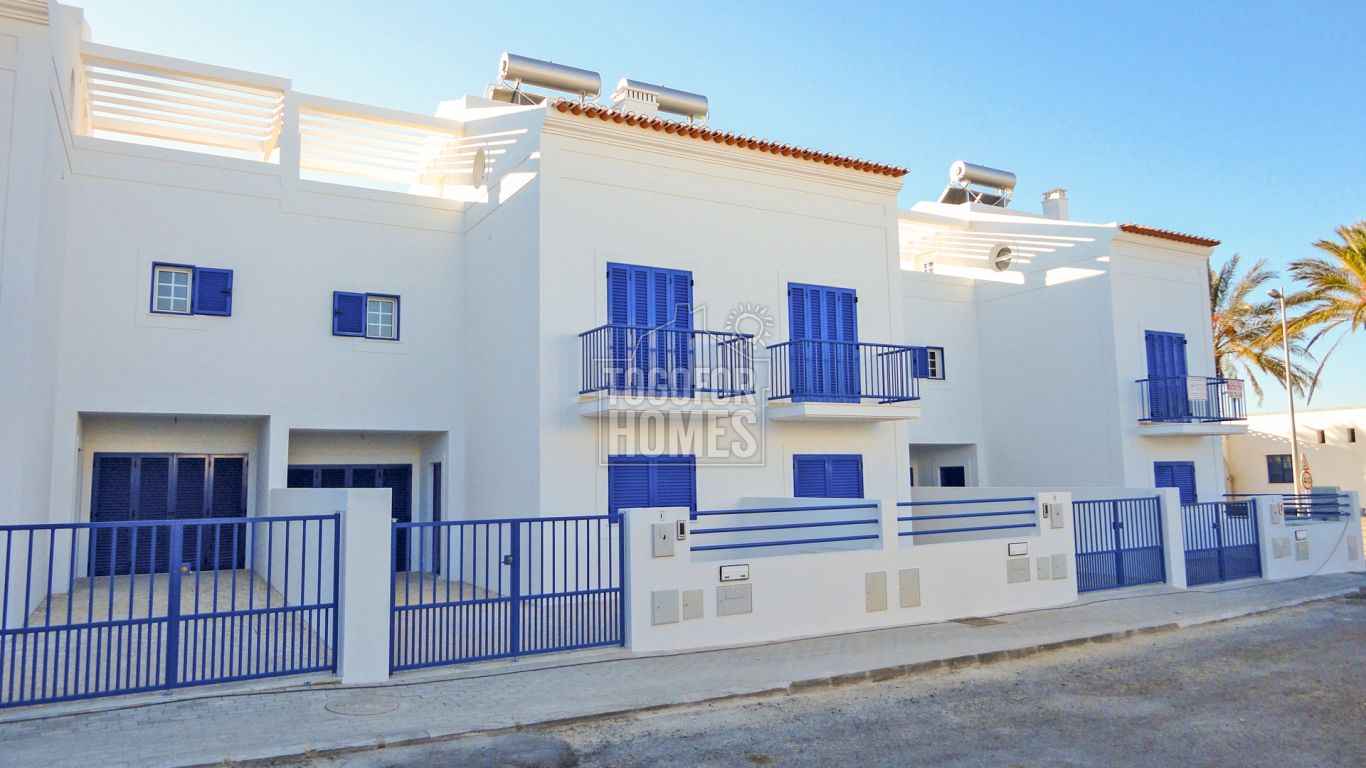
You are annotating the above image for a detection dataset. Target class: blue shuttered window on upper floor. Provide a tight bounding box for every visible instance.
[608,455,696,515]
[333,291,400,340]
[793,454,864,498]
[152,263,233,316]
[333,291,367,336]
[788,283,859,402]
[192,268,234,315]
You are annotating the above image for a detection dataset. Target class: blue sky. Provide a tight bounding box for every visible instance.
[74,0,1366,412]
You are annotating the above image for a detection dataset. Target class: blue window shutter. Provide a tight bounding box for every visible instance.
[333,291,366,336]
[793,455,828,497]
[607,264,630,325]
[652,456,697,510]
[835,288,857,343]
[608,457,652,515]
[788,284,809,339]
[911,347,929,378]
[192,267,233,316]
[1154,461,1197,505]
[827,455,864,498]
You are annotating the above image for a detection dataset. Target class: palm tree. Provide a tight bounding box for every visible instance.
[1288,221,1366,398]
[1209,253,1314,402]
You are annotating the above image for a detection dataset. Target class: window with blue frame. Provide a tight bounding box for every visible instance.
[151,263,233,316]
[333,291,400,340]
[911,346,945,379]
[1266,454,1293,484]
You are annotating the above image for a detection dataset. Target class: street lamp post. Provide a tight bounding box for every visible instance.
[1268,287,1302,495]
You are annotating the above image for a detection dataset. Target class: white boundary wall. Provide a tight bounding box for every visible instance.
[623,492,1077,654]
[1256,492,1365,581]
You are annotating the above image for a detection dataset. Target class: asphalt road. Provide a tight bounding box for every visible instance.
[298,595,1366,767]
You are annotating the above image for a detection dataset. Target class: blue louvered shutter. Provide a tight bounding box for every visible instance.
[788,284,811,398]
[827,455,864,498]
[652,456,697,511]
[608,457,652,515]
[134,456,173,573]
[192,267,233,316]
[286,467,316,488]
[333,291,366,336]
[911,347,929,378]
[90,455,134,577]
[1145,331,1189,420]
[1154,461,1197,505]
[793,455,828,497]
[175,457,207,520]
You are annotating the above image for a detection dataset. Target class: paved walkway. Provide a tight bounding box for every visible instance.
[1,573,1361,768]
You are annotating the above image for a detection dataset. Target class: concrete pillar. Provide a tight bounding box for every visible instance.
[1157,487,1188,588]
[337,487,393,684]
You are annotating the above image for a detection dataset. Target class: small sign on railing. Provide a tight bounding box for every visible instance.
[1227,379,1244,400]
[1186,376,1208,401]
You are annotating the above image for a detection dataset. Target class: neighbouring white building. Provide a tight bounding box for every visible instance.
[0,2,1359,707]
[1227,408,1366,501]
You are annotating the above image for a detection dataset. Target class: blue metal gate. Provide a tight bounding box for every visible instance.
[390,515,624,671]
[1182,502,1261,585]
[0,515,339,708]
[1073,497,1166,592]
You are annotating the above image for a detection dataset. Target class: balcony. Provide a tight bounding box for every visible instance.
[1136,376,1248,436]
[578,324,756,416]
[766,340,922,422]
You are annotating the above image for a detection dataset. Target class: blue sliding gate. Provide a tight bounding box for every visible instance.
[1073,497,1166,593]
[390,515,624,671]
[0,515,339,708]
[1182,502,1261,585]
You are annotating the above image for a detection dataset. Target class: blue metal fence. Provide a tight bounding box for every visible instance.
[768,340,920,404]
[1073,497,1166,592]
[1136,376,1246,423]
[0,515,338,708]
[1182,501,1261,585]
[688,503,881,554]
[896,496,1038,541]
[579,323,755,398]
[390,515,624,672]
[1281,493,1352,520]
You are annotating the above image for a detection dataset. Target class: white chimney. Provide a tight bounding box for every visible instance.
[1042,188,1069,220]
[611,82,660,119]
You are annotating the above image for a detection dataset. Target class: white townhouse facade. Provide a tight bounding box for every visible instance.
[10,1,1359,710]
[0,3,1244,537]
[1227,408,1366,501]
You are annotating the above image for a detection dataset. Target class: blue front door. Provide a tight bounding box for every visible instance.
[1154,461,1197,505]
[788,283,859,402]
[607,263,692,394]
[1145,330,1189,420]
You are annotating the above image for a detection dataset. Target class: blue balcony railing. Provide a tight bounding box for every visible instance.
[579,323,755,398]
[1137,376,1246,423]
[768,340,920,404]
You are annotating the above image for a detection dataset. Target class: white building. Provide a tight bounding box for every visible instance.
[1227,408,1366,500]
[0,3,1246,535]
[3,1,1358,707]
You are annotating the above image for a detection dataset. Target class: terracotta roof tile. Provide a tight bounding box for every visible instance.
[1119,223,1220,248]
[550,99,908,178]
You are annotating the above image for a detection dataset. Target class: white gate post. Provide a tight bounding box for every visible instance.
[337,487,393,683]
[1157,487,1188,589]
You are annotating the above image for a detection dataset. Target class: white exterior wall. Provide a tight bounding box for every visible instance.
[535,118,907,515]
[1108,237,1228,498]
[1227,409,1366,499]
